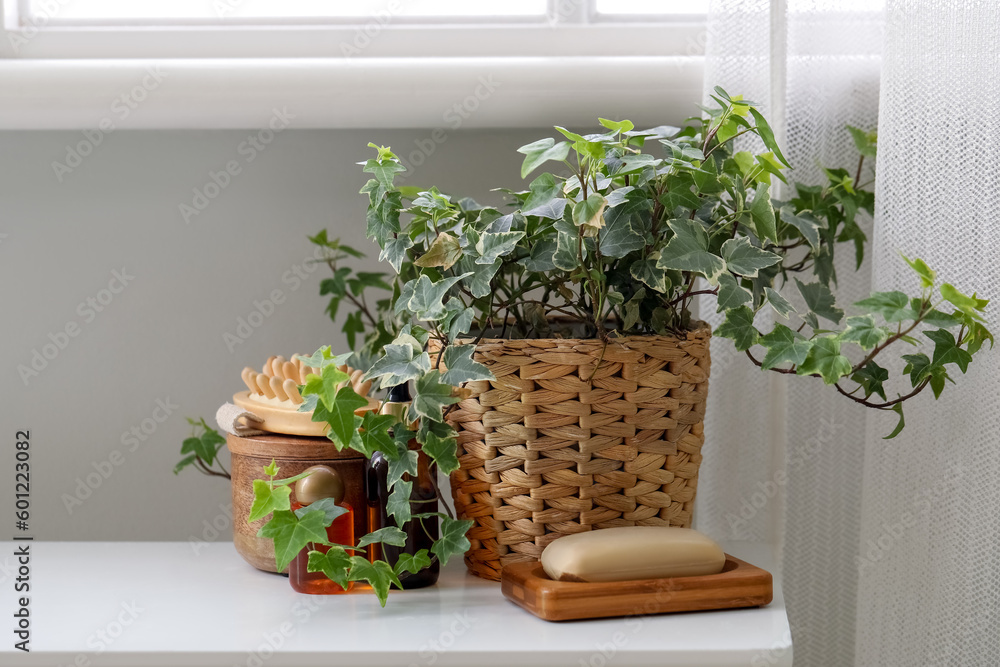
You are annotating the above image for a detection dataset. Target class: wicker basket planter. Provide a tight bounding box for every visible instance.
[444,325,712,581]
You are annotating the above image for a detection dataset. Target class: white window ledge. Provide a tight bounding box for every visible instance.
[0,56,703,130]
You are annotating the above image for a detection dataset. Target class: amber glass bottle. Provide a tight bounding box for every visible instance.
[289,465,355,595]
[366,384,440,589]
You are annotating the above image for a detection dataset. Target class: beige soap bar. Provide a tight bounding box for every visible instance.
[541,526,726,583]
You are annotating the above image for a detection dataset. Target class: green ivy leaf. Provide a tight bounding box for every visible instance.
[294,499,349,527]
[414,232,462,270]
[902,255,935,289]
[883,403,905,439]
[846,125,878,158]
[657,218,726,285]
[925,329,973,373]
[748,107,791,167]
[852,361,889,401]
[411,370,461,422]
[721,237,782,277]
[599,190,650,258]
[387,479,413,527]
[356,526,408,550]
[394,549,433,577]
[432,517,474,568]
[421,430,460,475]
[759,324,813,370]
[796,337,851,384]
[355,411,397,459]
[348,556,403,607]
[388,449,419,490]
[716,273,752,312]
[248,480,292,523]
[839,315,889,351]
[173,454,197,474]
[855,291,919,323]
[940,283,989,319]
[796,279,845,325]
[441,345,493,385]
[307,548,351,589]
[749,182,778,244]
[301,364,351,411]
[257,509,330,573]
[517,137,571,179]
[623,288,646,330]
[715,305,759,352]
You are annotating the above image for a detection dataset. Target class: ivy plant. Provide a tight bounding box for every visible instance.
[244,88,991,604]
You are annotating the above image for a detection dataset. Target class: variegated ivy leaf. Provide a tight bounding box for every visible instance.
[553,217,583,271]
[764,287,795,318]
[721,237,782,278]
[441,345,493,385]
[362,343,431,389]
[796,337,851,384]
[517,137,571,179]
[296,347,353,372]
[572,193,607,238]
[715,305,759,351]
[631,256,671,293]
[749,182,777,244]
[854,290,917,324]
[759,324,813,370]
[420,430,460,476]
[407,273,471,321]
[779,205,821,250]
[656,218,726,285]
[839,315,889,351]
[476,231,526,265]
[600,187,652,258]
[379,235,413,273]
[410,370,461,422]
[716,273,752,312]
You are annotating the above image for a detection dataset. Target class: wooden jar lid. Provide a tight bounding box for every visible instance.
[226,432,363,461]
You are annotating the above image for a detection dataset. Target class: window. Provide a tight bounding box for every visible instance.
[0,0,706,129]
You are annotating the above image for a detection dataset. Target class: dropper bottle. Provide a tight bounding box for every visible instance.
[366,383,441,588]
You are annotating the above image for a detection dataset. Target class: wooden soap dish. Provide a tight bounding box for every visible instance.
[500,554,772,622]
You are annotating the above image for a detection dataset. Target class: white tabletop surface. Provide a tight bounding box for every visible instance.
[0,540,791,667]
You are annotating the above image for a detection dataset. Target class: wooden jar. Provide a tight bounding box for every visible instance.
[227,432,368,573]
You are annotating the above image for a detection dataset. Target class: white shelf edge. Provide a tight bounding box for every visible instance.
[0,56,704,130]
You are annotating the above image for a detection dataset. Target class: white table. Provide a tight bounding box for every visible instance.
[1,540,791,666]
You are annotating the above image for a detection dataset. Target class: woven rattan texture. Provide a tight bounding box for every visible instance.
[445,328,711,581]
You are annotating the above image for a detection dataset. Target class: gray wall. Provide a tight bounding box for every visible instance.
[0,127,542,541]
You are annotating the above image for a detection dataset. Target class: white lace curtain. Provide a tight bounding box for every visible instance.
[693,1,1000,665]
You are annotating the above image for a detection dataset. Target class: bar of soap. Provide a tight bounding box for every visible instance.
[540,526,726,583]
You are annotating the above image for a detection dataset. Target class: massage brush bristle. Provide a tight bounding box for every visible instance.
[241,355,370,407]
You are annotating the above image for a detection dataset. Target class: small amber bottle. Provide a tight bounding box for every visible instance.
[289,465,355,595]
[366,383,440,589]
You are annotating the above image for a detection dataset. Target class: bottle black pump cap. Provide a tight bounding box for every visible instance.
[387,383,411,403]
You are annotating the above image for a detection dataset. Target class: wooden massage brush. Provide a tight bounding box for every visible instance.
[232,355,377,436]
